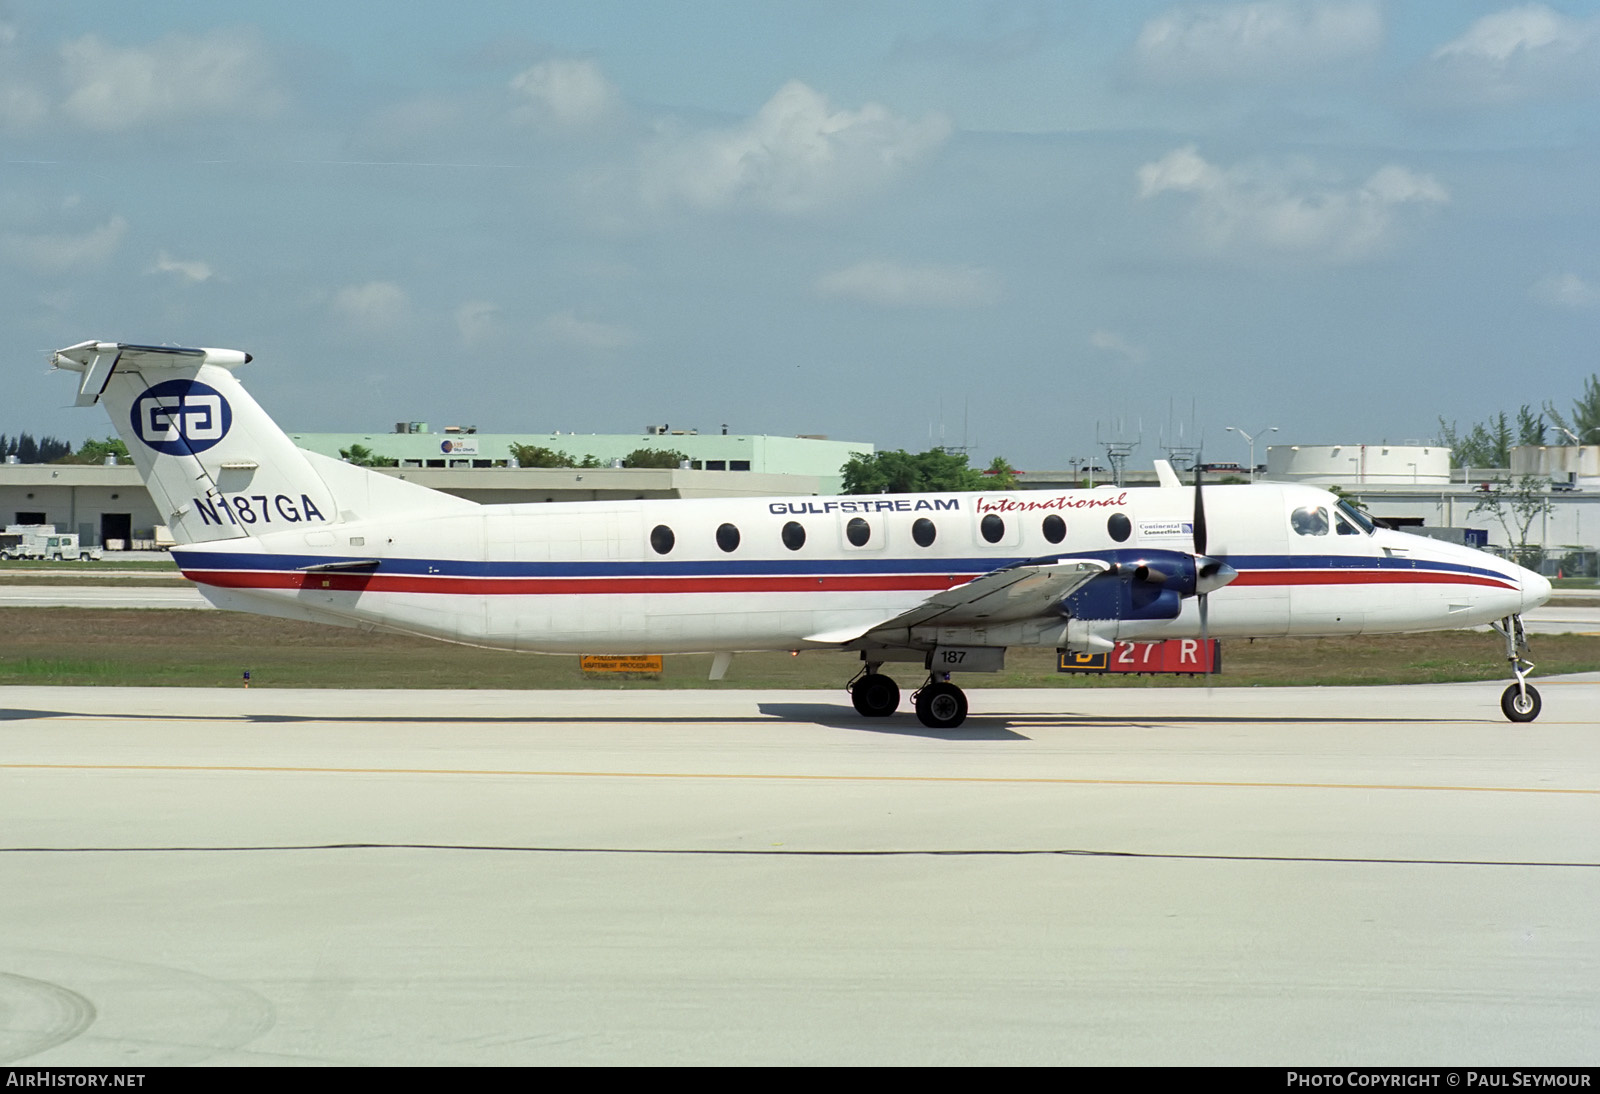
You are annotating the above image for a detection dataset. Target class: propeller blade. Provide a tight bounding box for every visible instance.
[1192,463,1208,557]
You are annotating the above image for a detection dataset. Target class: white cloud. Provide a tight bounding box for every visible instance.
[1530,273,1600,309]
[1089,331,1148,366]
[455,300,500,345]
[1423,4,1600,105]
[1134,1,1382,84]
[1137,146,1448,262]
[510,58,620,129]
[542,310,636,350]
[147,251,213,283]
[642,81,950,214]
[815,260,1000,308]
[331,281,410,332]
[1,215,128,272]
[0,81,47,129]
[57,29,282,131]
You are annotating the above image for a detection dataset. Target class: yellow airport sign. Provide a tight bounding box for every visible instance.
[581,655,664,674]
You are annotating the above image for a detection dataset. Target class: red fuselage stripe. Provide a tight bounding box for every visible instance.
[181,568,1518,595]
[184,571,974,594]
[1230,570,1515,590]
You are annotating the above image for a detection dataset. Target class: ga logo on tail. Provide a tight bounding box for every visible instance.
[131,379,233,455]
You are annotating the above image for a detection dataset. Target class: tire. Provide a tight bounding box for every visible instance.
[850,673,900,717]
[1501,684,1541,723]
[79,552,91,562]
[914,682,968,730]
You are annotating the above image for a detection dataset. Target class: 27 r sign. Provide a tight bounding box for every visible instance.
[1058,639,1220,675]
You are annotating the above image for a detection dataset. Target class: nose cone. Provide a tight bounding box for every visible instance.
[1519,567,1552,612]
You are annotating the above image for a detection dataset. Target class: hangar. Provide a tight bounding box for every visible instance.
[0,425,873,548]
[3,435,1597,571]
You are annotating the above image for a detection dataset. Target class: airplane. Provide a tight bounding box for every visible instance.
[51,340,1553,728]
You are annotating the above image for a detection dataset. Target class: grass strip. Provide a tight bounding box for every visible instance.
[0,607,1595,690]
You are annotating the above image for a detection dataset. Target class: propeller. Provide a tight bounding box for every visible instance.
[1191,461,1238,686]
[1194,463,1210,659]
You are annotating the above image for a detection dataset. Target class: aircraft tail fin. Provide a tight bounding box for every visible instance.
[53,341,473,545]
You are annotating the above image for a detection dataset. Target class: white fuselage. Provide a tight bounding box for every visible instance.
[172,482,1549,655]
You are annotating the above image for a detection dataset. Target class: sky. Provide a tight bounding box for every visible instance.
[3,1,1598,470]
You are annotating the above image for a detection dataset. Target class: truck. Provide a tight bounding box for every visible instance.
[0,525,103,561]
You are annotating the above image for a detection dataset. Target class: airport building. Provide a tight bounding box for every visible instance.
[1261,443,1600,575]
[4,436,1598,572]
[0,425,873,548]
[1264,444,1452,485]
[288,424,869,491]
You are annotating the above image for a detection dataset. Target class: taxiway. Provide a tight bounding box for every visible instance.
[2,681,1597,1065]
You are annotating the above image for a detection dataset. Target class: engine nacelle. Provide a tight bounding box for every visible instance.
[1061,549,1199,622]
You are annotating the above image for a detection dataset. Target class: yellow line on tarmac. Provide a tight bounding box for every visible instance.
[1,762,1595,796]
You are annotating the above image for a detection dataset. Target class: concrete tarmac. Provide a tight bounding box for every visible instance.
[1,682,1597,1065]
[0,585,212,609]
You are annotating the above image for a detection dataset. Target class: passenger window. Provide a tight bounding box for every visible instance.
[781,521,806,551]
[716,523,740,552]
[1042,515,1065,544]
[650,525,675,554]
[912,518,936,548]
[1107,513,1131,542]
[1291,506,1330,536]
[846,517,870,547]
[980,514,1004,544]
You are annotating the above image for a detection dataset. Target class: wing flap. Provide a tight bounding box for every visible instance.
[805,558,1108,645]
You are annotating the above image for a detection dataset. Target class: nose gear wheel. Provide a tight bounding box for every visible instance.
[1491,614,1541,723]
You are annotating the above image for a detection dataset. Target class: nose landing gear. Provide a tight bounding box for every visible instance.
[1491,614,1541,723]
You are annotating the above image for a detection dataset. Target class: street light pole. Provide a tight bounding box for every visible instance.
[1225,424,1278,483]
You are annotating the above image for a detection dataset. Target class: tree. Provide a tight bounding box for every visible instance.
[1470,474,1552,569]
[58,436,131,464]
[508,444,576,468]
[1438,418,1504,469]
[982,456,1019,489]
[1545,372,1600,444]
[1516,405,1545,447]
[0,433,71,463]
[339,444,396,467]
[840,448,985,494]
[621,448,688,469]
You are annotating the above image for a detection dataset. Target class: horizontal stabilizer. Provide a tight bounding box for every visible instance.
[55,341,253,408]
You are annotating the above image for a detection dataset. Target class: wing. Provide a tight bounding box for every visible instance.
[805,558,1108,645]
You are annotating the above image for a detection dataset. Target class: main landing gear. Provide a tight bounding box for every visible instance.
[848,665,901,718]
[1491,614,1541,723]
[847,664,970,729]
[912,675,968,730]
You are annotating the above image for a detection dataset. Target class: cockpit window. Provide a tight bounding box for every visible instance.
[1291,506,1330,536]
[1336,513,1358,535]
[1336,498,1375,534]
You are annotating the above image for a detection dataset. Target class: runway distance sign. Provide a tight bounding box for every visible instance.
[1058,639,1220,675]
[581,655,664,674]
